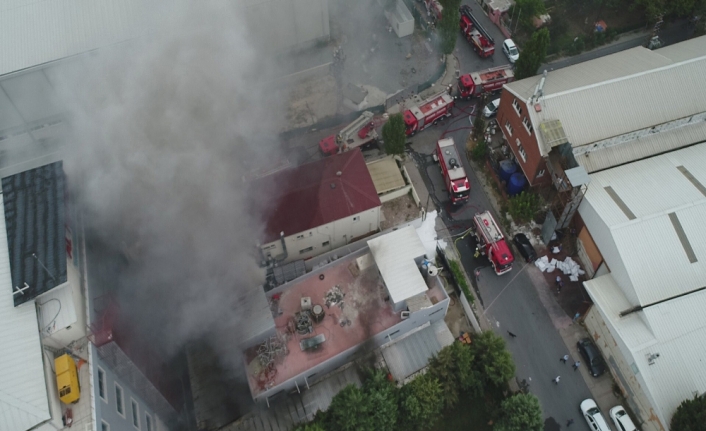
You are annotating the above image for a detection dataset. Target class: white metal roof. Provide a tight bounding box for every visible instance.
[0,195,51,431]
[579,143,706,306]
[0,0,149,77]
[585,273,706,428]
[382,320,453,383]
[367,226,428,304]
[505,36,706,160]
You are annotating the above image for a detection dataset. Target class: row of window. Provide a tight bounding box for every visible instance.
[299,240,331,255]
[98,368,154,431]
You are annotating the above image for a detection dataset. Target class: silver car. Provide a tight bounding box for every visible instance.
[610,406,638,431]
[502,39,519,63]
[581,399,612,431]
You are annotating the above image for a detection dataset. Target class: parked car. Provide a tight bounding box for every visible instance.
[512,233,537,262]
[581,399,612,431]
[483,98,500,118]
[502,39,520,63]
[610,406,638,431]
[577,338,607,377]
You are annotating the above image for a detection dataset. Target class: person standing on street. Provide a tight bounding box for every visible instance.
[553,376,561,385]
[566,418,575,427]
[573,361,581,371]
[560,354,569,363]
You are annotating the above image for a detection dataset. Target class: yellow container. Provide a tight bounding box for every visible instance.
[55,354,80,404]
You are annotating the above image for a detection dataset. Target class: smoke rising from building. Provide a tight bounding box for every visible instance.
[60,1,282,364]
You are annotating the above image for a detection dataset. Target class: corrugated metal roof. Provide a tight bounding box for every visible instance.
[0,0,148,77]
[382,320,453,382]
[2,162,68,307]
[366,156,406,195]
[0,194,51,431]
[585,273,706,428]
[367,226,428,304]
[528,55,706,153]
[580,143,706,306]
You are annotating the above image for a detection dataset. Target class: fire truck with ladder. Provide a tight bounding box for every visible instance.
[403,91,454,136]
[459,5,495,58]
[472,211,514,275]
[434,138,470,205]
[457,65,514,100]
[319,111,380,156]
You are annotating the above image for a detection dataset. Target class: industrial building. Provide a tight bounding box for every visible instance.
[497,34,706,188]
[245,225,452,407]
[258,149,382,265]
[576,143,706,431]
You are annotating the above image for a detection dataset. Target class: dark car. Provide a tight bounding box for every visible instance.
[577,338,607,377]
[512,233,537,262]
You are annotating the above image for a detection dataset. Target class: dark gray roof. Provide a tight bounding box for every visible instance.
[3,161,67,306]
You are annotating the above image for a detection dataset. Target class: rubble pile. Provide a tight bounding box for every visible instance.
[534,256,586,281]
[324,285,345,309]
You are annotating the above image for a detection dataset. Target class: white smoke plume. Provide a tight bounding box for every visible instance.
[60,1,283,364]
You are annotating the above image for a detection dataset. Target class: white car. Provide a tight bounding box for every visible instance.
[482,98,500,118]
[581,399,612,431]
[610,406,638,431]
[502,39,519,63]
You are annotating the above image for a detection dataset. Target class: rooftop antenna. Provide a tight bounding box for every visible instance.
[531,70,548,109]
[33,253,57,282]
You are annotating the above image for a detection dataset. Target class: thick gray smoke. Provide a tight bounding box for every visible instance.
[60,1,282,361]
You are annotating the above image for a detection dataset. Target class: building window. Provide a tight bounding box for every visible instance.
[145,414,153,431]
[296,234,305,239]
[322,241,330,247]
[262,243,276,250]
[536,169,545,178]
[353,216,360,222]
[512,99,522,116]
[131,399,140,429]
[299,246,314,254]
[515,139,527,163]
[101,421,110,431]
[522,117,533,134]
[115,384,125,417]
[505,120,513,136]
[98,368,107,402]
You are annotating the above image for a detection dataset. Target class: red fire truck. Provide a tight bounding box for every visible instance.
[459,5,495,58]
[457,65,514,100]
[403,91,454,136]
[434,138,470,205]
[472,211,514,275]
[319,111,379,156]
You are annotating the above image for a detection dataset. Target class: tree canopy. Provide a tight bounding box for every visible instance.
[398,373,445,431]
[494,393,543,431]
[438,0,462,55]
[428,342,483,408]
[513,28,550,80]
[382,113,406,156]
[469,331,516,387]
[670,395,706,431]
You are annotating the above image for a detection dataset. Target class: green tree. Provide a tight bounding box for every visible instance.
[514,28,550,80]
[510,0,546,31]
[470,331,516,387]
[323,369,398,431]
[438,0,462,55]
[293,423,326,431]
[670,395,706,431]
[398,374,445,431]
[428,342,482,408]
[494,393,543,431]
[382,113,406,155]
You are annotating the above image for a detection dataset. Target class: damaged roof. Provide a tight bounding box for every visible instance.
[258,149,381,243]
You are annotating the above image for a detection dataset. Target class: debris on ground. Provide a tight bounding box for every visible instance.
[534,256,586,281]
[324,285,345,309]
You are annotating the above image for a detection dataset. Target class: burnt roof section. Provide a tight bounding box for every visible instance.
[257,149,381,243]
[3,161,67,307]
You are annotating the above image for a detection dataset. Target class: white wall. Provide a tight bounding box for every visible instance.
[262,207,381,264]
[38,260,87,350]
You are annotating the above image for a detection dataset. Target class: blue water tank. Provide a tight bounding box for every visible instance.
[507,173,527,196]
[498,159,517,182]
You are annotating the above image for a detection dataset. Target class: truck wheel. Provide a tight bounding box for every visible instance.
[410,131,416,137]
[433,119,439,126]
